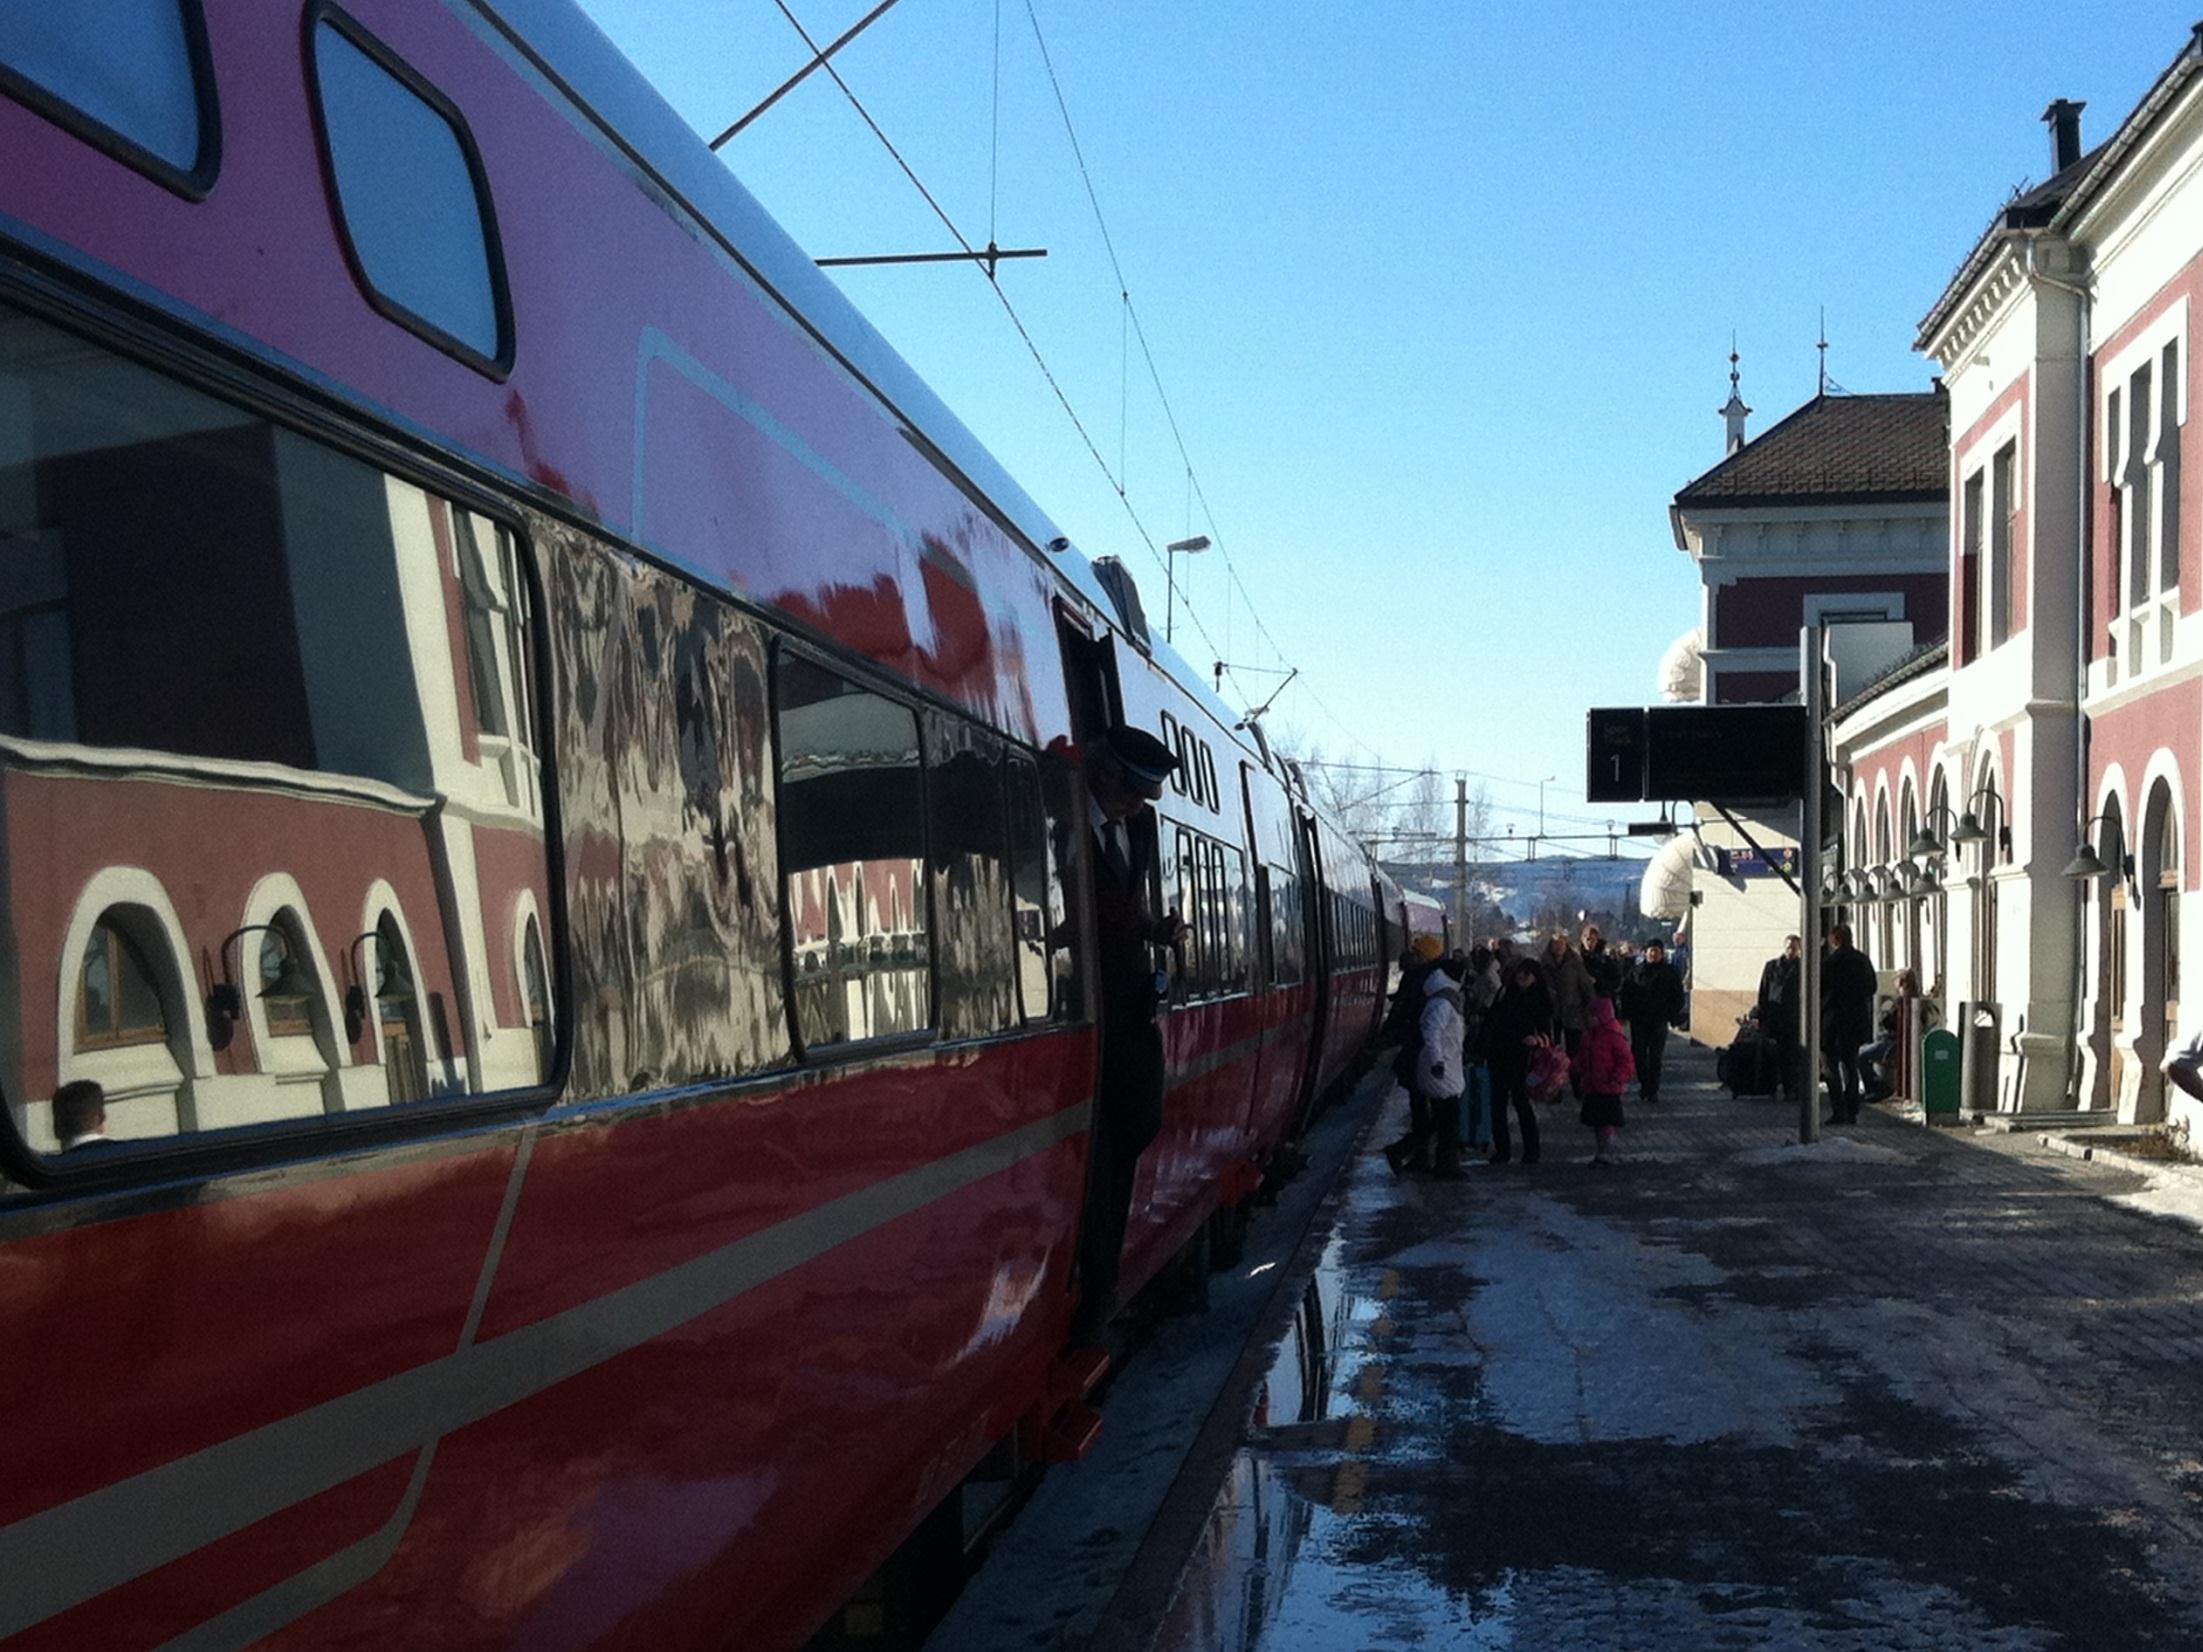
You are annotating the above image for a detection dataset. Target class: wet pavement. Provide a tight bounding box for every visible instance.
[1131,1044,2203,1651]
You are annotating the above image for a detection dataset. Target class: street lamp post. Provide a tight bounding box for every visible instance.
[1165,536,1210,644]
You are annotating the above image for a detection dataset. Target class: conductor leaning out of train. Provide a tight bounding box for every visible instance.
[1075,724,1186,1341]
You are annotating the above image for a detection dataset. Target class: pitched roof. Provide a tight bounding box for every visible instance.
[1912,145,2106,351]
[1672,389,1949,511]
[1916,26,2203,351]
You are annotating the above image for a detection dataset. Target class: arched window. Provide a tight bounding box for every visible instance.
[521,914,551,1082]
[258,917,317,1039]
[76,917,167,1051]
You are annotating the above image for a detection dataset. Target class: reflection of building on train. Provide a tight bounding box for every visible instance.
[0,325,553,1148]
[0,7,1415,1651]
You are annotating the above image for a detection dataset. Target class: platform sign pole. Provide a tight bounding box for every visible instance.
[1800,623,1824,1147]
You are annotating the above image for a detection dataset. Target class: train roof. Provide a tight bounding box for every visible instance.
[477,0,1267,754]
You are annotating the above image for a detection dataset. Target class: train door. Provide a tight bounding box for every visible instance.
[1293,809,1332,1134]
[1055,605,1129,1306]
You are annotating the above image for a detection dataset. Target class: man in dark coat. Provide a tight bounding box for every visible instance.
[1074,723,1184,1341]
[1756,934,1804,1102]
[1621,939,1686,1104]
[1821,923,1880,1124]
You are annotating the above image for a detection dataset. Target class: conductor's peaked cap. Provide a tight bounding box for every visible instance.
[1100,724,1179,790]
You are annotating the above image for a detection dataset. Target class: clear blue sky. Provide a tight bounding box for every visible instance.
[577,0,2187,845]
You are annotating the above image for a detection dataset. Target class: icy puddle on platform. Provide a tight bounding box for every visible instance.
[1144,1163,2110,1652]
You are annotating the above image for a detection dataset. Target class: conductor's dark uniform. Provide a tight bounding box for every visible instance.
[1076,725,1179,1338]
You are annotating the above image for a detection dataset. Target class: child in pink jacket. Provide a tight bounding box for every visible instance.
[1573,993,1636,1166]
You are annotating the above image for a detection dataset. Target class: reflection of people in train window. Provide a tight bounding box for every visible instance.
[53,1080,115,1151]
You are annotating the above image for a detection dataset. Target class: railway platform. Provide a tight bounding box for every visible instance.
[945,1043,2203,1651]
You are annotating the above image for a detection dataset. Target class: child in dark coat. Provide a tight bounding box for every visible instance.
[1573,993,1636,1166]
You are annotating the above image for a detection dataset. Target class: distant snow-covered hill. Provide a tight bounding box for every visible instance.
[1383,854,1657,937]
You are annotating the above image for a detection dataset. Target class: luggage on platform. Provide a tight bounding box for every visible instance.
[1719,1024,1782,1098]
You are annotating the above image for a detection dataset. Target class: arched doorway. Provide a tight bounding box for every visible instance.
[1899,780,1922,982]
[2138,778,2181,1123]
[1927,768,1951,998]
[1974,774,2004,1012]
[2088,798,2127,1112]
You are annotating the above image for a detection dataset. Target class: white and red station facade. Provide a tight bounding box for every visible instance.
[1666,384,1950,1037]
[1833,31,2203,1122]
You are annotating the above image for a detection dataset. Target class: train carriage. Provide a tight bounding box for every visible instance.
[0,4,1396,1647]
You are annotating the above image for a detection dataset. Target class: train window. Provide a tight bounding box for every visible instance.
[776,655,929,1050]
[1250,865,1274,986]
[1204,840,1230,991]
[0,302,557,1164]
[0,0,218,193]
[1220,843,1248,991]
[1268,867,1303,985]
[1005,753,1060,1023]
[549,541,785,1096]
[310,11,509,371]
[926,715,1015,1041]
[1169,825,1199,1000]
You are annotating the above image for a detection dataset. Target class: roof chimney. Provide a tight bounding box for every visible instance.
[2043,99,2085,173]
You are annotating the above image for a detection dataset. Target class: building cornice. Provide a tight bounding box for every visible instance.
[1922,247,2031,372]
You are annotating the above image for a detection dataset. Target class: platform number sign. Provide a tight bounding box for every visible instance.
[1586,708,1647,803]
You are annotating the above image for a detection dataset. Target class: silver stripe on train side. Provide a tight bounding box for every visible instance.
[0,1102,1088,1640]
[151,1129,543,1652]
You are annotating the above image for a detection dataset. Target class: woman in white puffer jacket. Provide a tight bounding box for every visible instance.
[1383,959,1468,1178]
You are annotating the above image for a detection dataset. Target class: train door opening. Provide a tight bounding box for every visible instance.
[1293,811,1331,1135]
[1054,606,1129,1311]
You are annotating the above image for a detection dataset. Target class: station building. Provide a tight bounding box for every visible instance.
[1662,375,1949,1038]
[1829,27,2203,1122]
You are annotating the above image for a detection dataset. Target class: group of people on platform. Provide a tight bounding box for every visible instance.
[1749,926,1937,1125]
[1380,923,1688,1174]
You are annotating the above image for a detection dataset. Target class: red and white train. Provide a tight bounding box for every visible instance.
[0,3,1420,1647]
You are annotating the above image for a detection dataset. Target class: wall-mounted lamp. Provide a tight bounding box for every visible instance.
[343,931,406,1044]
[2063,813,2134,883]
[205,924,313,1052]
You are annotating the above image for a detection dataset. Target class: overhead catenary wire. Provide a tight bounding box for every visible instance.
[1014,0,1376,756]
[755,0,1269,711]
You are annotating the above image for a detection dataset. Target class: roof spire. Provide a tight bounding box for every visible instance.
[1818,308,1828,397]
[1720,335,1752,455]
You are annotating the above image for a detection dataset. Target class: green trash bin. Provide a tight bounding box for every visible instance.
[1921,1028,1961,1122]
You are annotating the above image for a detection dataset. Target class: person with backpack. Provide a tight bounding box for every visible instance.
[1574,988,1637,1165]
[1384,955,1469,1178]
[1379,934,1446,1172]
